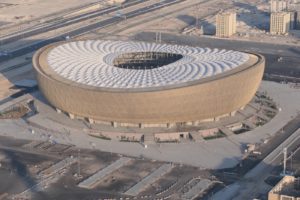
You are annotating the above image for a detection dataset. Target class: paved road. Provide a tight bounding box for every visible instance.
[0,0,185,63]
[0,81,299,170]
[0,0,150,45]
[212,128,300,200]
[135,32,300,79]
[136,32,300,57]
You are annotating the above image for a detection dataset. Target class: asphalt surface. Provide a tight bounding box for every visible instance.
[211,114,300,200]
[0,0,185,63]
[135,32,300,79]
[233,129,300,200]
[0,1,300,199]
[0,0,151,45]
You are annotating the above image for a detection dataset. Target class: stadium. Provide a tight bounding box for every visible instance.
[33,40,265,128]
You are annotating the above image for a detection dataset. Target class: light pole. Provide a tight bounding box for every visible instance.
[283,147,287,175]
[78,149,81,178]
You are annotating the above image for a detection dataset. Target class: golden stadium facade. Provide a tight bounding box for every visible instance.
[33,40,265,128]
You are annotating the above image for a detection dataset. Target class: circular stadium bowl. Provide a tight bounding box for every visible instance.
[33,40,265,127]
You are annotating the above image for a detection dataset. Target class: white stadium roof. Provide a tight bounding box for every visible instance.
[47,40,250,89]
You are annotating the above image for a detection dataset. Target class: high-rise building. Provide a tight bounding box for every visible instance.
[216,12,236,38]
[270,0,288,12]
[296,11,300,29]
[270,12,291,34]
[288,10,297,29]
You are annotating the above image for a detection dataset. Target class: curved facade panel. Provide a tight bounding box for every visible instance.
[33,40,265,125]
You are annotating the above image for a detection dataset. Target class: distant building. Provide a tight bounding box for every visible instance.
[270,12,291,34]
[270,0,288,12]
[216,12,236,38]
[293,10,300,29]
[288,11,298,29]
[268,175,300,200]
